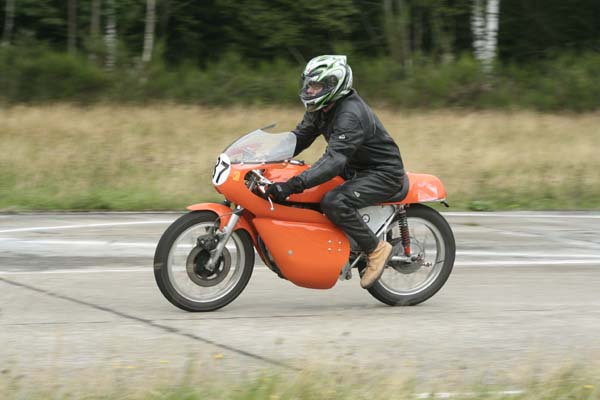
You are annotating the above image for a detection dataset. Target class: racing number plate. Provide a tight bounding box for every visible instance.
[212,153,231,186]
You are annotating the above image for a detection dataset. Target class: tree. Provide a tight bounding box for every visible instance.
[89,0,101,60]
[104,0,117,69]
[471,0,500,73]
[428,1,472,63]
[383,0,411,66]
[212,0,358,64]
[68,0,77,54]
[498,0,600,61]
[142,0,156,64]
[2,0,15,47]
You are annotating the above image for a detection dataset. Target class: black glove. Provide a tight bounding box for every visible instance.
[266,177,305,202]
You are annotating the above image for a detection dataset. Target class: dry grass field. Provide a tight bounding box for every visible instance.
[1,104,599,210]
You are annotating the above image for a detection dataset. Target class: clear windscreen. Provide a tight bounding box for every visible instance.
[224,129,297,163]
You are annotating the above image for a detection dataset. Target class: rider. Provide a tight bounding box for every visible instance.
[266,55,406,289]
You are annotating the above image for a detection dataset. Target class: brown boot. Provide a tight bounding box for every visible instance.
[360,241,392,289]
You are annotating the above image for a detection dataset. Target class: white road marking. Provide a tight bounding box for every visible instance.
[497,231,540,237]
[457,250,600,258]
[0,212,598,236]
[416,389,524,399]
[0,238,156,247]
[0,220,174,234]
[459,260,599,266]
[0,267,152,275]
[0,214,597,276]
[0,267,270,275]
[444,212,600,219]
[3,237,600,260]
[1,259,598,275]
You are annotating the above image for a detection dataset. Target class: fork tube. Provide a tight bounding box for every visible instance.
[205,205,243,271]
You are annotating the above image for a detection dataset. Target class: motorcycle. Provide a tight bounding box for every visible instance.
[154,127,456,312]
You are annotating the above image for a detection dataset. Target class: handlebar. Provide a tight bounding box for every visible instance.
[249,169,274,186]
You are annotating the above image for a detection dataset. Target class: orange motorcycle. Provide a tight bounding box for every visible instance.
[154,127,455,311]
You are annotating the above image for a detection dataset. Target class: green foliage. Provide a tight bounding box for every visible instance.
[2,45,600,111]
[0,44,109,102]
[491,53,600,111]
[110,52,299,105]
[2,0,599,67]
[353,54,487,107]
[1,0,599,111]
[214,0,358,61]
[499,0,600,61]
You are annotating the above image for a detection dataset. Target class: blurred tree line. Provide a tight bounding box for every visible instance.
[1,0,599,110]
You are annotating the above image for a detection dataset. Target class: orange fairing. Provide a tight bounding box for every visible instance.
[253,218,350,289]
[397,173,447,205]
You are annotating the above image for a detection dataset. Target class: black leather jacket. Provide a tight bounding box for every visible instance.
[293,90,405,189]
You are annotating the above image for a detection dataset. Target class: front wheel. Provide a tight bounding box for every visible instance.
[154,211,254,312]
[366,204,455,306]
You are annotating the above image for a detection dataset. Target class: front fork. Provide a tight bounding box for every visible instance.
[204,205,243,272]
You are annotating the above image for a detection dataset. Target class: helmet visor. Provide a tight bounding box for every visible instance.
[299,73,337,100]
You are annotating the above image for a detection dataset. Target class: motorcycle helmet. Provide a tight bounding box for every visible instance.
[299,55,353,112]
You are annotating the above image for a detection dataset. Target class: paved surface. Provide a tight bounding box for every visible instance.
[1,211,599,390]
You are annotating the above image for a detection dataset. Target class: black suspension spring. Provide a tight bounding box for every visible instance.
[398,207,411,256]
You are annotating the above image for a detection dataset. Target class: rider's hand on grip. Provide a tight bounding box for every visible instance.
[266,177,304,202]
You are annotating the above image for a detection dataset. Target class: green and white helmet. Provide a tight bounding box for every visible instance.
[299,55,353,112]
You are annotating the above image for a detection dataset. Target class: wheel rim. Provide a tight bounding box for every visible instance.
[378,216,446,296]
[167,222,246,303]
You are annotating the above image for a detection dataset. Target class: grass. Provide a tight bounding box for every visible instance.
[1,104,599,211]
[1,365,598,399]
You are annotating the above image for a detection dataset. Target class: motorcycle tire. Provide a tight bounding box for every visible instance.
[154,211,254,312]
[366,204,455,306]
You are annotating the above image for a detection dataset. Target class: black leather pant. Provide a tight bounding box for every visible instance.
[320,171,404,254]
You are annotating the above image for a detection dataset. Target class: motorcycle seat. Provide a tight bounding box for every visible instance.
[382,173,410,203]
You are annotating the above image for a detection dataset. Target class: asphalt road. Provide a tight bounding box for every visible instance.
[1,211,599,390]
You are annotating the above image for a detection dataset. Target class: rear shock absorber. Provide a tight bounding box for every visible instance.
[397,207,411,256]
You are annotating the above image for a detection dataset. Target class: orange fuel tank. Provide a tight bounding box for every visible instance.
[263,164,344,204]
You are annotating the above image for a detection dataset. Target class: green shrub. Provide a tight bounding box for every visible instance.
[0,45,109,103]
[1,45,600,110]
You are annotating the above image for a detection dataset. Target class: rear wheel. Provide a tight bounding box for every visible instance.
[366,204,455,306]
[154,211,254,312]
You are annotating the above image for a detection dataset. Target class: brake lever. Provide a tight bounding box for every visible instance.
[257,184,275,211]
[251,170,275,211]
[266,195,275,211]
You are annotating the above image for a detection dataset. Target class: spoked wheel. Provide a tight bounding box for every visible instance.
[154,211,254,312]
[366,204,455,306]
